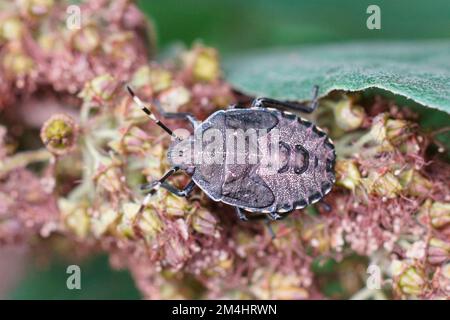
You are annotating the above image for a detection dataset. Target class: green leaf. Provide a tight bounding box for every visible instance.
[224,41,450,114]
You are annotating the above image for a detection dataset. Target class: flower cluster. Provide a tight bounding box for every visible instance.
[0,0,149,245]
[0,0,448,300]
[0,0,150,110]
[313,96,450,299]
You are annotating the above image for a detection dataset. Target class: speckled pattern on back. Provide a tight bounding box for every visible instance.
[190,108,336,215]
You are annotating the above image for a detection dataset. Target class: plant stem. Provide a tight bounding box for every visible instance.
[0,149,52,175]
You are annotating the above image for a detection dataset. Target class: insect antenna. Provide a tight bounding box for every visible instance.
[126,86,179,140]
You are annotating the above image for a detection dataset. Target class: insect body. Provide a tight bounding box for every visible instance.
[127,86,336,222]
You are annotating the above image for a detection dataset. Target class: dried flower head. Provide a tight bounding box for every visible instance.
[332,97,366,131]
[40,114,78,156]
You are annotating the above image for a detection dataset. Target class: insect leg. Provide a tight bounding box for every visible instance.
[141,167,180,195]
[132,167,179,237]
[265,220,276,239]
[235,208,277,238]
[318,200,332,212]
[153,101,200,128]
[266,211,284,221]
[234,207,249,221]
[142,180,196,197]
[251,85,319,114]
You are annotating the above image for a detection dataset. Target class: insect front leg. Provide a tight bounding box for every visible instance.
[132,167,179,237]
[153,101,200,128]
[251,85,319,114]
[142,179,196,197]
[140,167,180,195]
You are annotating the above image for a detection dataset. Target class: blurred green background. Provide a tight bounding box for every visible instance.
[7,255,140,299]
[139,0,450,53]
[7,0,450,299]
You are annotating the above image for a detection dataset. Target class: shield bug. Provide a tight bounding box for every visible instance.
[127,85,335,225]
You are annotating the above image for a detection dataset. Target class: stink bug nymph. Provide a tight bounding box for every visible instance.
[127,85,336,227]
